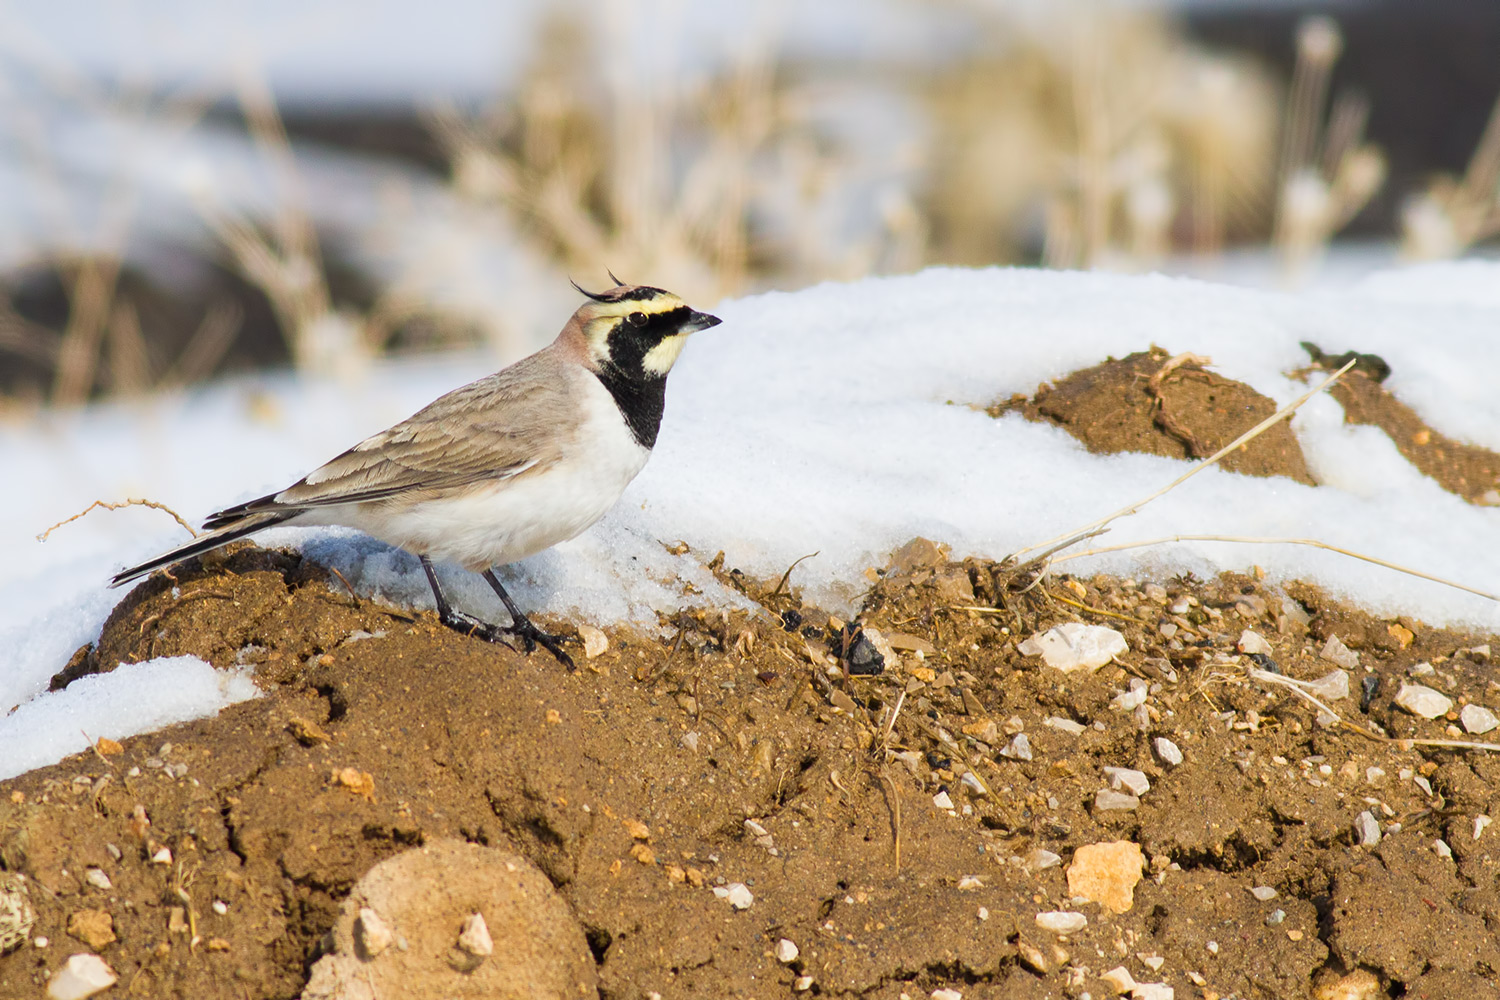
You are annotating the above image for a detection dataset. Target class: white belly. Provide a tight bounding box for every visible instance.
[299,378,651,570]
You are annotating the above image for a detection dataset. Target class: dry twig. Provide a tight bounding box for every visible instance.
[38,498,197,543]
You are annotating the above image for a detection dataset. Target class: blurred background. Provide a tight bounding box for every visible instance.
[0,0,1496,411]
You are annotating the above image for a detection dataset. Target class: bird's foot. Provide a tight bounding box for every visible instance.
[503,616,577,671]
[437,609,517,651]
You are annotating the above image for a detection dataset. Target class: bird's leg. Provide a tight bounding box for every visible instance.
[482,569,577,670]
[421,557,514,650]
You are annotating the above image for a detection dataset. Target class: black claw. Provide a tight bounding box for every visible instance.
[437,609,516,650]
[503,618,576,671]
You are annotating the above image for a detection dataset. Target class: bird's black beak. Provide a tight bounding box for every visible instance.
[682,310,722,334]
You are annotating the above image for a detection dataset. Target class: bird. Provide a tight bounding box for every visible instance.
[110,278,722,669]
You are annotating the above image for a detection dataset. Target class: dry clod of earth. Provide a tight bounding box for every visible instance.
[301,839,595,999]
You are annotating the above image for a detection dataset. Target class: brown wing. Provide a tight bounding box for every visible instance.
[204,355,577,526]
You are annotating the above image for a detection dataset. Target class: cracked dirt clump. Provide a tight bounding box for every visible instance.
[302,839,596,1000]
[4,539,1500,999]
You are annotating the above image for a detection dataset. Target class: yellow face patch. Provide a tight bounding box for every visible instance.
[641,334,688,375]
[577,287,695,370]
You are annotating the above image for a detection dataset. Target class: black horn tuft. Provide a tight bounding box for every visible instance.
[570,278,612,302]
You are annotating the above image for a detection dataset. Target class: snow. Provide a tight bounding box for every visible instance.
[4,262,1500,778]
[0,656,258,781]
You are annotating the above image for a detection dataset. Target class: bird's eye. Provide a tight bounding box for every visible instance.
[627,311,648,328]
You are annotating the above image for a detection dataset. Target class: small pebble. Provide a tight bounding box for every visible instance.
[999,734,1033,761]
[1307,670,1350,701]
[1153,737,1183,766]
[1319,635,1359,670]
[1017,623,1127,673]
[1103,767,1150,797]
[959,772,987,796]
[976,907,989,921]
[1025,849,1062,871]
[1434,839,1453,860]
[1250,886,1277,901]
[1394,683,1453,719]
[212,901,228,916]
[1354,810,1381,846]
[456,912,493,958]
[794,975,814,991]
[1408,661,1436,676]
[931,989,962,1000]
[1206,940,1219,954]
[46,954,116,1000]
[1266,908,1286,925]
[356,907,393,958]
[932,791,954,810]
[1475,815,1492,840]
[956,876,983,890]
[151,847,172,865]
[1094,789,1140,811]
[1237,629,1272,656]
[1044,716,1086,735]
[721,883,753,909]
[1460,704,1499,735]
[576,624,609,659]
[83,869,111,891]
[1035,910,1088,934]
[775,938,799,963]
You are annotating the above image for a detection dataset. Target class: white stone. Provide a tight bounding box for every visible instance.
[1354,810,1381,846]
[1307,669,1350,701]
[932,990,963,1000]
[932,791,954,810]
[1104,767,1151,797]
[1394,683,1453,719]
[1475,815,1492,840]
[1035,911,1088,934]
[1025,849,1062,871]
[1460,704,1499,735]
[1133,983,1175,1000]
[1101,966,1137,993]
[47,954,117,1000]
[212,900,228,916]
[743,819,769,838]
[1237,630,1272,656]
[1094,789,1140,811]
[775,938,799,963]
[83,869,111,891]
[957,876,984,890]
[1112,679,1149,712]
[355,907,393,959]
[999,734,1033,761]
[1434,839,1453,860]
[1153,738,1183,766]
[1320,635,1359,669]
[151,847,172,865]
[1017,623,1127,673]
[456,912,493,958]
[1250,886,1277,901]
[794,975,814,991]
[577,624,609,659]
[725,883,753,909]
[1044,716,1086,735]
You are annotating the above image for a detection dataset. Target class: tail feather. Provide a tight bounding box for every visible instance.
[109,511,294,588]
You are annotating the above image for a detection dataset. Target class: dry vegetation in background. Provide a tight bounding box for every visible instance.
[1,6,1498,409]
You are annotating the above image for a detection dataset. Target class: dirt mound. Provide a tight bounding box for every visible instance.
[993,347,1316,484]
[4,539,1500,999]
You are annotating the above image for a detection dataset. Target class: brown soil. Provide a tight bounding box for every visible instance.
[1321,372,1500,507]
[992,347,1316,485]
[5,350,1500,1000]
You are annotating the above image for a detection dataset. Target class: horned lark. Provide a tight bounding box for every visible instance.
[111,280,722,669]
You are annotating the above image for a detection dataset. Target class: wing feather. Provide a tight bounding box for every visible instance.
[205,358,577,525]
